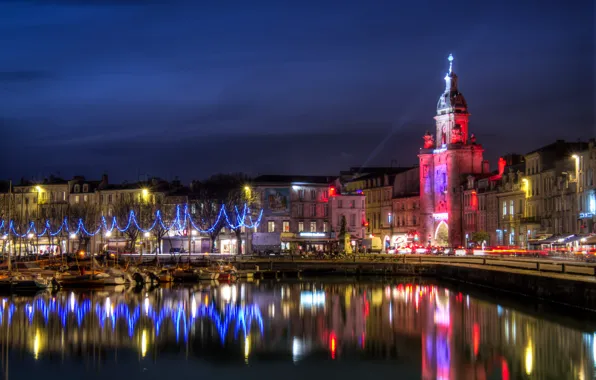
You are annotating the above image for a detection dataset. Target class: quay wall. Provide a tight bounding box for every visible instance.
[231,258,596,311]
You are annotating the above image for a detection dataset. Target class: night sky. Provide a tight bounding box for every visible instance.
[1,0,593,183]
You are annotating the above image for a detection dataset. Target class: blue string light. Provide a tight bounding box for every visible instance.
[0,203,263,238]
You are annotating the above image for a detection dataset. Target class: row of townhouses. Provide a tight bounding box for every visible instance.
[1,55,595,255]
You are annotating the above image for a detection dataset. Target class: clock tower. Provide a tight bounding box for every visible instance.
[419,55,485,247]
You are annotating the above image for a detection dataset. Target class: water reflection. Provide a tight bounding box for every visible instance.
[0,281,594,379]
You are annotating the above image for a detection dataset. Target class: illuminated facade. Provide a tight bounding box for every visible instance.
[419,55,488,247]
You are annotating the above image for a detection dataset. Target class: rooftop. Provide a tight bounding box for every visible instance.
[253,175,335,185]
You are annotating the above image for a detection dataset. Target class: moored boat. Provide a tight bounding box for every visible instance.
[0,273,52,292]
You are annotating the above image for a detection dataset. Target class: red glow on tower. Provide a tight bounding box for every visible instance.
[329,186,336,197]
[471,191,478,209]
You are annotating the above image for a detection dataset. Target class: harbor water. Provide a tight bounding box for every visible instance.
[0,278,594,380]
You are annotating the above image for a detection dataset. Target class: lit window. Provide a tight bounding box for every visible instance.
[267,221,275,233]
[323,222,328,232]
[75,195,80,204]
[298,222,304,232]
[83,195,88,202]
[509,200,514,215]
[310,221,316,232]
[502,201,507,215]
[283,221,290,232]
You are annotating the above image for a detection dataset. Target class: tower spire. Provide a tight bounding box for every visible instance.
[448,53,453,74]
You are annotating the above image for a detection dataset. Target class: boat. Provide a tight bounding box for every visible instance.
[0,273,52,292]
[103,267,133,286]
[55,271,105,288]
[211,262,238,282]
[197,269,218,281]
[172,268,199,282]
[126,267,151,286]
[156,269,173,283]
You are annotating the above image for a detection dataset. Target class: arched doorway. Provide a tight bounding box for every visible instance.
[434,221,449,246]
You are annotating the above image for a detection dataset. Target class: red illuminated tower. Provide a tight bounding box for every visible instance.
[419,55,485,247]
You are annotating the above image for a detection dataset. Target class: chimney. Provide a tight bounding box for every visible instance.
[100,173,108,188]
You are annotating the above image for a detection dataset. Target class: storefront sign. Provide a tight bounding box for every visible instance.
[579,213,594,219]
[299,232,327,238]
[433,213,448,220]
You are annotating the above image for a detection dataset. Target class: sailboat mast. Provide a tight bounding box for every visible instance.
[7,180,11,272]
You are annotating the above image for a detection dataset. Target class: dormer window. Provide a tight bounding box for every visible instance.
[74,184,80,193]
[83,184,89,193]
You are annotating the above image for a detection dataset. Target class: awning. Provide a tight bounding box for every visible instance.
[536,235,566,244]
[551,235,587,245]
[583,235,596,245]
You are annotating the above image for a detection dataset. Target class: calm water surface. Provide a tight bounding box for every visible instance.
[0,279,594,380]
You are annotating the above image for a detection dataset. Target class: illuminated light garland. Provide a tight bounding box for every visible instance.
[0,203,263,238]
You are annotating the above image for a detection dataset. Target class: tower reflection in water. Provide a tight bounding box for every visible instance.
[0,281,594,379]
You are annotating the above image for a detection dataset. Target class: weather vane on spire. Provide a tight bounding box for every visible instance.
[448,54,454,74]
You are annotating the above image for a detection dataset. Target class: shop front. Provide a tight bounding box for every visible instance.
[287,232,335,254]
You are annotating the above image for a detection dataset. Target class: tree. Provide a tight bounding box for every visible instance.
[339,215,347,239]
[112,194,143,253]
[470,231,490,245]
[69,202,100,254]
[190,173,251,253]
[151,197,177,256]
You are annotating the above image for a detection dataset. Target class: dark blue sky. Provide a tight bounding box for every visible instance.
[1,0,593,182]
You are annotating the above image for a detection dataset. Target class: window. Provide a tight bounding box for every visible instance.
[75,195,80,204]
[310,190,317,200]
[502,201,507,215]
[83,195,88,203]
[283,221,290,232]
[323,222,328,232]
[297,204,304,217]
[323,190,328,199]
[62,192,66,201]
[298,189,305,200]
[413,215,417,225]
[338,200,343,208]
[83,184,88,193]
[350,200,355,208]
[298,222,304,232]
[74,184,80,193]
[323,204,328,216]
[108,194,113,204]
[509,200,514,215]
[310,204,316,217]
[267,221,275,233]
[350,214,356,226]
[310,221,317,232]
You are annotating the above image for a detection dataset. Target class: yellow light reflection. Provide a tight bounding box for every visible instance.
[141,330,148,358]
[33,329,41,360]
[525,339,533,375]
[244,336,250,360]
